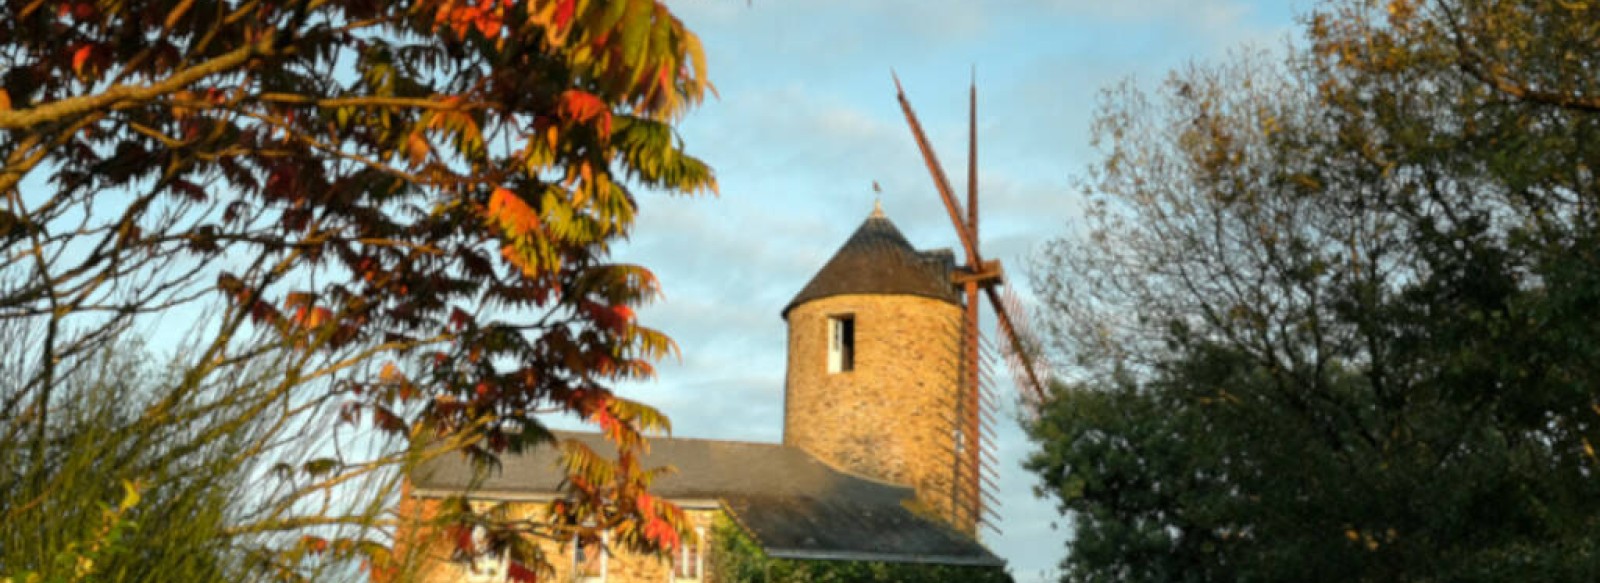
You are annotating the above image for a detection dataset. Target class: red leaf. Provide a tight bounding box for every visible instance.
[644,516,679,549]
[558,90,611,136]
[552,0,575,29]
[449,307,473,331]
[301,535,330,554]
[507,560,540,583]
[591,404,622,441]
[473,2,502,37]
[448,524,475,554]
[250,300,280,326]
[292,305,332,329]
[339,401,363,425]
[610,304,633,331]
[372,406,408,433]
[71,44,93,74]
[222,201,249,223]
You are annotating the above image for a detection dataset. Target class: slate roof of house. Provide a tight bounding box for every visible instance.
[410,431,1004,567]
[781,205,961,318]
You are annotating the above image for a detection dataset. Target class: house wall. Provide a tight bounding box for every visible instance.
[782,293,974,533]
[386,493,720,583]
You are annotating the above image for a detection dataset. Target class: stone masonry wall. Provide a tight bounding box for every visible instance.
[388,495,720,583]
[782,293,972,533]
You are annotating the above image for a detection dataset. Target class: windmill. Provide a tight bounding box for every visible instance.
[892,73,1052,532]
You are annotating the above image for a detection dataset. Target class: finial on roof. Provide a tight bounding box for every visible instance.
[871,181,885,218]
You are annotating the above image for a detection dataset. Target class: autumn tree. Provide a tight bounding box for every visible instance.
[1027,1,1600,580]
[1,0,714,579]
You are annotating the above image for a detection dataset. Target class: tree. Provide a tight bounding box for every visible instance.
[1,0,714,579]
[1027,1,1600,580]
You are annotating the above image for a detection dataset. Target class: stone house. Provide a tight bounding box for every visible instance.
[393,205,1004,582]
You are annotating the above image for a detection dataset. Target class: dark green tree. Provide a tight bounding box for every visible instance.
[1027,1,1600,581]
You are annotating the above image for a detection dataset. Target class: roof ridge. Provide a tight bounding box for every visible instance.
[551,429,786,449]
[549,430,917,494]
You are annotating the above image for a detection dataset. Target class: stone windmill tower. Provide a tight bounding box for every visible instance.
[781,76,1053,537]
[780,201,980,533]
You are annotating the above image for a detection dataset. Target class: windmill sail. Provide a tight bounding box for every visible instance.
[893,74,1052,534]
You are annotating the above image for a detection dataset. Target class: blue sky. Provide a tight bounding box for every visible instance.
[586,1,1309,580]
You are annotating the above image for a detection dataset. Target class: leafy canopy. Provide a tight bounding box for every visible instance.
[1027,0,1600,581]
[2,0,714,578]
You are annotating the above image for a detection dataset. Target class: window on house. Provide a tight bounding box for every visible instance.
[671,526,706,582]
[828,315,855,373]
[462,525,507,582]
[574,531,607,582]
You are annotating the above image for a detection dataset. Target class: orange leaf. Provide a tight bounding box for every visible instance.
[488,187,540,235]
[72,44,93,75]
[558,90,611,136]
[285,292,315,310]
[380,361,403,383]
[644,516,679,549]
[470,1,503,38]
[591,406,621,441]
[0,89,10,111]
[301,535,330,554]
[406,132,430,166]
[310,307,330,328]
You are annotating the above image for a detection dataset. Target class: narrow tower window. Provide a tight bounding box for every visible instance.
[828,315,855,373]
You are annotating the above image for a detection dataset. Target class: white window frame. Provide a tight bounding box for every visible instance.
[827,314,855,373]
[669,526,706,582]
[573,530,608,582]
[462,525,508,582]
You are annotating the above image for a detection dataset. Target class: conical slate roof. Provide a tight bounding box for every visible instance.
[782,204,961,318]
